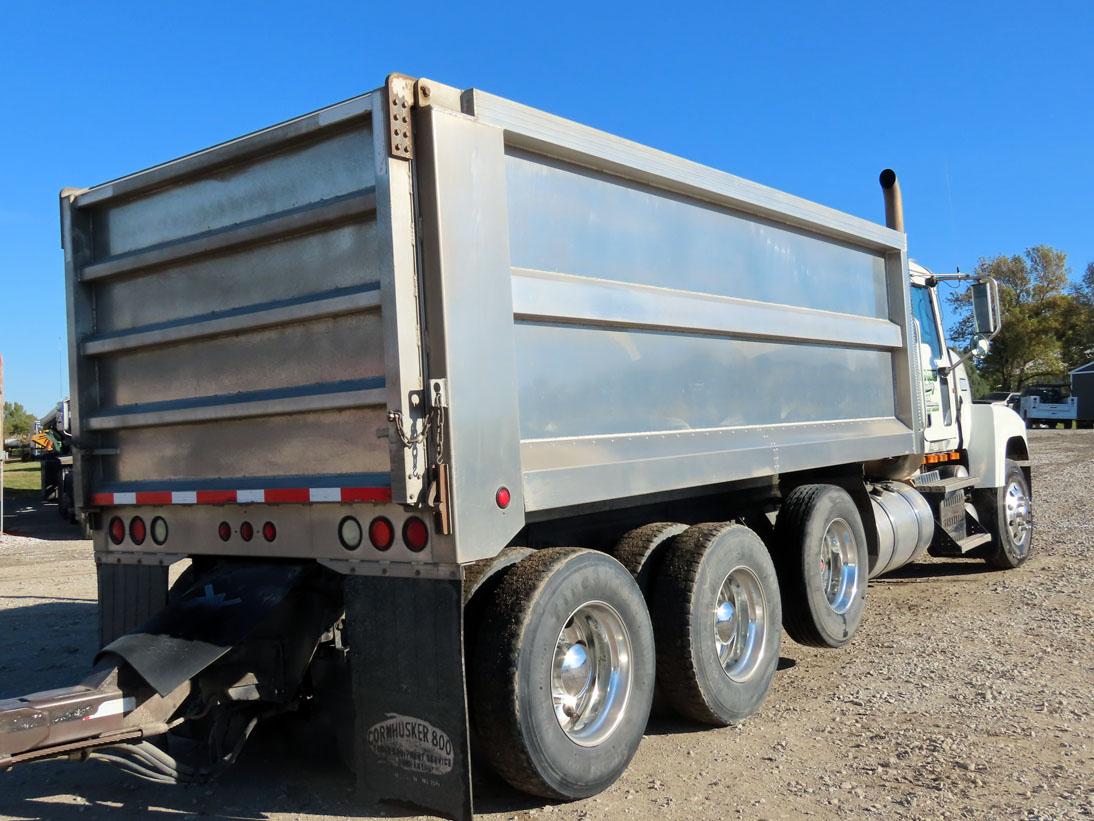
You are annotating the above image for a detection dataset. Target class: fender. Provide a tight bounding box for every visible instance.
[966,403,1028,488]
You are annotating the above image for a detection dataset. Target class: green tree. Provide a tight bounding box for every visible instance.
[948,245,1072,391]
[3,401,36,439]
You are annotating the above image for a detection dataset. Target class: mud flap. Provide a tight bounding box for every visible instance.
[96,561,169,648]
[97,562,311,697]
[345,575,473,821]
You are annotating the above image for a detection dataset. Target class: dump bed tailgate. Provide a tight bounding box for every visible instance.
[63,91,424,512]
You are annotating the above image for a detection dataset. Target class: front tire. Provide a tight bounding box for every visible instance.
[652,523,781,726]
[774,484,869,648]
[975,460,1033,569]
[469,548,655,800]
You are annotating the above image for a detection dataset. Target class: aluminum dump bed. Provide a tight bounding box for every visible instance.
[67,76,920,566]
[64,90,428,543]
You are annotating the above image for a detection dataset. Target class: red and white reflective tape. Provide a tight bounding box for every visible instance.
[89,487,392,507]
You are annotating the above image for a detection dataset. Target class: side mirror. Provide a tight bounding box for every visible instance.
[971,278,1001,337]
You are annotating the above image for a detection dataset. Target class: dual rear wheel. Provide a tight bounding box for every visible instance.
[468,522,783,798]
[468,485,869,799]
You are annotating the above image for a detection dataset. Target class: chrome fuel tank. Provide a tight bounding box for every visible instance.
[869,482,933,577]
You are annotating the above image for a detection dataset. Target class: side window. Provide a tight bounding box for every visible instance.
[911,285,942,359]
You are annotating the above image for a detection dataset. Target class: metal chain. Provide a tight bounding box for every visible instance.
[432,405,445,462]
[387,409,432,448]
[387,405,446,462]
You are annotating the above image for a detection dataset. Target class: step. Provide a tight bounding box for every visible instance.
[929,531,993,557]
[915,476,979,495]
[954,532,992,553]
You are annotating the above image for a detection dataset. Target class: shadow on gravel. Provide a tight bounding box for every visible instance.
[873,559,998,584]
[1,492,86,541]
[0,723,552,821]
[0,601,98,697]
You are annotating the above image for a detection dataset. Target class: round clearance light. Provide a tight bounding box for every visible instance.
[496,486,511,509]
[218,521,232,542]
[150,517,169,546]
[240,521,254,542]
[403,516,429,552]
[108,516,126,545]
[262,522,277,542]
[368,517,395,551]
[339,516,363,551]
[129,517,147,546]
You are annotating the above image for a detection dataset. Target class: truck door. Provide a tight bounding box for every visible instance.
[911,284,960,449]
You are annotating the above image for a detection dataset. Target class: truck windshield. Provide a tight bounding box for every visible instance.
[911,285,942,359]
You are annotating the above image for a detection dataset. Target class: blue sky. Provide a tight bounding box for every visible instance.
[1,1,1091,416]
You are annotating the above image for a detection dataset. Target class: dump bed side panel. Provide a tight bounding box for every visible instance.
[63,93,425,514]
[467,90,920,515]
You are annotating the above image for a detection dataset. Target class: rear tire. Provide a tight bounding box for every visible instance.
[774,484,869,648]
[470,548,655,800]
[611,522,687,597]
[652,523,781,726]
[975,460,1033,569]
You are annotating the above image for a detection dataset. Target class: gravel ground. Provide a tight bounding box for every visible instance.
[1,430,1091,820]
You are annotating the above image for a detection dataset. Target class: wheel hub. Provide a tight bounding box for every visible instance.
[1004,480,1031,554]
[820,518,860,615]
[552,602,632,746]
[713,566,767,682]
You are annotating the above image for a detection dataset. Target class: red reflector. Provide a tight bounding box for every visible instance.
[218,522,232,542]
[129,517,146,546]
[368,517,394,551]
[240,521,254,542]
[403,517,429,552]
[496,486,511,509]
[109,517,126,545]
[262,522,277,542]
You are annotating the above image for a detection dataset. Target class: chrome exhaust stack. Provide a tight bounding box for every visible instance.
[879,168,904,232]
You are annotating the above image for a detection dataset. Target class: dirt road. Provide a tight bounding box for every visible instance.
[1,431,1091,819]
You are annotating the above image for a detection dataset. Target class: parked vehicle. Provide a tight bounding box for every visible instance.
[1017,385,1077,428]
[976,390,1019,409]
[0,75,1033,821]
[1068,361,1094,428]
[35,399,76,521]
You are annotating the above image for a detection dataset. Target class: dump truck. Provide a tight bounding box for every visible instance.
[0,75,1033,820]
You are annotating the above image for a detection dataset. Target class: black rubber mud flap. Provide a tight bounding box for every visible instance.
[96,561,169,648]
[97,562,310,697]
[345,575,473,821]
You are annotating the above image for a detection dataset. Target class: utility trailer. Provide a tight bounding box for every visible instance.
[0,75,1034,820]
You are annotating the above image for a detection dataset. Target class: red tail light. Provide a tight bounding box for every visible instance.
[368,517,394,551]
[218,522,232,542]
[109,517,126,545]
[262,522,277,542]
[402,517,429,552]
[496,486,511,509]
[129,517,147,546]
[240,521,254,542]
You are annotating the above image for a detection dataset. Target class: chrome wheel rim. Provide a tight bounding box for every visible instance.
[820,518,860,614]
[552,601,632,747]
[714,566,767,682]
[1004,480,1031,555]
